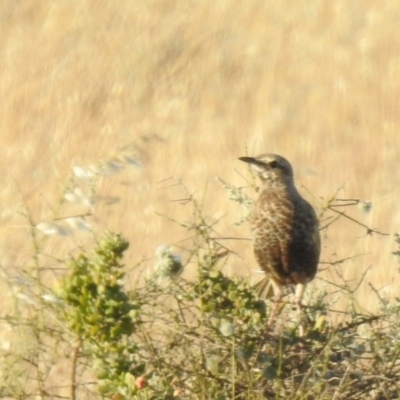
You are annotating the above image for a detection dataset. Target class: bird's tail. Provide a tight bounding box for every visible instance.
[254,277,293,299]
[253,277,275,299]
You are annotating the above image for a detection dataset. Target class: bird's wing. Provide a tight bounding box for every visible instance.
[254,234,292,284]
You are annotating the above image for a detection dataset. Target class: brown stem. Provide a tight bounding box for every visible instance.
[70,338,82,400]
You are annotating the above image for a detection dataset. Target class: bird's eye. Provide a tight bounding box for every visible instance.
[270,161,279,169]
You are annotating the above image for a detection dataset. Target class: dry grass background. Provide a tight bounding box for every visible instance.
[1,0,400,319]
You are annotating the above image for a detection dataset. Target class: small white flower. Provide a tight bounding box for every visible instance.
[41,294,63,304]
[154,246,183,282]
[219,319,235,337]
[66,217,91,231]
[72,166,96,180]
[64,188,95,207]
[16,293,38,305]
[64,191,80,203]
[36,222,70,236]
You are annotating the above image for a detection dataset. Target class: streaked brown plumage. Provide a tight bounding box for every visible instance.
[239,154,320,327]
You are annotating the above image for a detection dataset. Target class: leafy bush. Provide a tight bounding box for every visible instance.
[1,168,400,399]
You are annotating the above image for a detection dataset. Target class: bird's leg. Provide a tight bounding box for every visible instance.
[295,283,306,312]
[295,283,306,336]
[267,283,283,326]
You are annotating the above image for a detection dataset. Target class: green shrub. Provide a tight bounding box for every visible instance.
[1,172,400,399]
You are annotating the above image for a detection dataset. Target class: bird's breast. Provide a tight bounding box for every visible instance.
[249,188,320,285]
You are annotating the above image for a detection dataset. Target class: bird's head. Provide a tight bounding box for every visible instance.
[238,154,295,187]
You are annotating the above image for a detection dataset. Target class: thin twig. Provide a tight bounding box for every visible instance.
[70,337,83,400]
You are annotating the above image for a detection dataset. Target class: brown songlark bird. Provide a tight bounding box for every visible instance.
[239,154,320,326]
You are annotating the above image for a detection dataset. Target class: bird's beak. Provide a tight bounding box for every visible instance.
[238,156,259,166]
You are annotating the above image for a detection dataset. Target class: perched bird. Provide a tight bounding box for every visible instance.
[239,154,320,327]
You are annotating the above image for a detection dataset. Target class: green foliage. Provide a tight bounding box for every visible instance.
[61,232,135,341]
[195,268,266,320]
[60,232,142,398]
[3,177,400,399]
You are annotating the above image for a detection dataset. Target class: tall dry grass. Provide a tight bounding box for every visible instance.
[1,0,400,319]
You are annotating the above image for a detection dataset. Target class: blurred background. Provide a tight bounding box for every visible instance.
[1,0,400,313]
